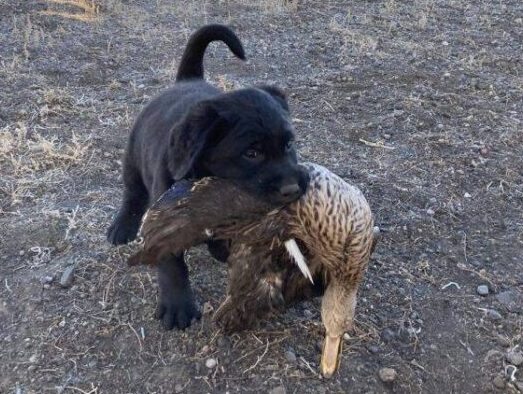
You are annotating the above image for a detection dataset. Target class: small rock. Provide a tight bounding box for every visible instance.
[493,375,505,389]
[174,384,183,393]
[506,350,523,366]
[343,333,350,341]
[284,349,297,363]
[379,367,397,383]
[29,354,38,363]
[486,309,503,321]
[205,358,217,369]
[464,192,472,198]
[426,208,435,216]
[42,275,54,284]
[368,345,380,354]
[477,285,489,296]
[269,386,286,394]
[60,265,75,288]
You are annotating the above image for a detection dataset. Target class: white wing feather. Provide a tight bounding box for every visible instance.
[284,238,314,284]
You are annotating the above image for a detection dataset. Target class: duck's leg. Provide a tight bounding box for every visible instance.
[320,280,359,378]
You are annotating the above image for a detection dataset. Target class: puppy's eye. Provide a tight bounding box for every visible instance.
[243,147,264,162]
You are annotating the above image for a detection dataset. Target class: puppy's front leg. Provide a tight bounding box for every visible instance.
[156,252,201,330]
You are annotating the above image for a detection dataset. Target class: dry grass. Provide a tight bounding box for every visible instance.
[0,123,92,207]
[39,0,101,22]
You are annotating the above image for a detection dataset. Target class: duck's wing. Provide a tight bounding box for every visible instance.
[128,178,278,266]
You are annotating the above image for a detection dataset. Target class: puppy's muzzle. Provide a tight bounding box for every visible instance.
[279,183,301,199]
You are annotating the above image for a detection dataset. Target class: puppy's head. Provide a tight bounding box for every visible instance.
[168,86,308,204]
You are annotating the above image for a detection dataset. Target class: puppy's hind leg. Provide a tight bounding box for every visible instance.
[107,164,149,245]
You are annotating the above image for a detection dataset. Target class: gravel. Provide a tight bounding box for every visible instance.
[284,349,297,363]
[492,375,505,389]
[205,358,217,369]
[59,265,76,288]
[476,285,489,296]
[506,350,523,366]
[378,367,397,383]
[486,309,503,321]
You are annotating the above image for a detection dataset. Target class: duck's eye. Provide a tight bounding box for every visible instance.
[243,147,264,162]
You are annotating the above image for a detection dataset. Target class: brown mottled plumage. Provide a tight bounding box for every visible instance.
[129,163,378,378]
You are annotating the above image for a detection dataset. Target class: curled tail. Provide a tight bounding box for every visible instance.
[176,24,246,82]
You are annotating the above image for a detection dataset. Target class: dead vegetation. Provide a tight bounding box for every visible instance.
[1,0,522,393]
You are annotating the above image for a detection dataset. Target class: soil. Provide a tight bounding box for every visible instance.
[1,1,522,393]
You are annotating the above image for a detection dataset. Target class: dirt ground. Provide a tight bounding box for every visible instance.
[1,0,522,393]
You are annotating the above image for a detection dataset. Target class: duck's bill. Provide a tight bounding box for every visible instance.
[320,335,343,378]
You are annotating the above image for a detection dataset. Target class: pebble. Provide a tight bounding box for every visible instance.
[368,345,380,354]
[506,350,523,366]
[476,285,489,296]
[464,192,472,198]
[486,309,502,321]
[492,375,505,389]
[42,275,54,284]
[29,354,38,363]
[426,208,435,216]
[269,386,286,394]
[378,367,397,383]
[174,384,183,393]
[60,265,76,288]
[205,358,217,369]
[284,349,297,363]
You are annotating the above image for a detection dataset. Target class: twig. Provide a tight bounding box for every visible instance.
[299,356,318,375]
[359,138,395,150]
[441,281,461,290]
[233,336,288,365]
[126,323,143,351]
[242,339,269,375]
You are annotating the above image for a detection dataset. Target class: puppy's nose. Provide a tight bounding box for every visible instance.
[279,183,301,198]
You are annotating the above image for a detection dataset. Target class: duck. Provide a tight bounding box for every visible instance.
[129,162,378,378]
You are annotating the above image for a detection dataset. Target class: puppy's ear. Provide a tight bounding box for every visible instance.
[168,101,221,180]
[257,85,289,112]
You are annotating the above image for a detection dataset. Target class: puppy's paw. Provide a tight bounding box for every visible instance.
[156,293,201,330]
[106,213,141,245]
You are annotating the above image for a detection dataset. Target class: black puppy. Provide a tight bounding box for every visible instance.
[107,24,308,330]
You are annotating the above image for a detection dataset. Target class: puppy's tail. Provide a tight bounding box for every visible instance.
[176,24,245,82]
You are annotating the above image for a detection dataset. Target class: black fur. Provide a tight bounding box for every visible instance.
[107,24,308,330]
